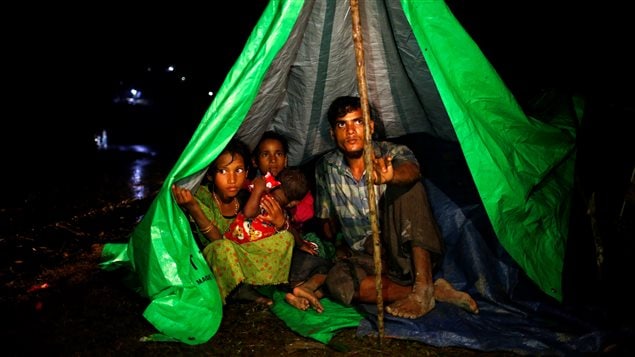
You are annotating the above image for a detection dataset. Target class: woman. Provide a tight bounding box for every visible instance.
[171,138,294,305]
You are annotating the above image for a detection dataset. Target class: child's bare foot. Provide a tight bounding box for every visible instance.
[385,284,435,319]
[433,278,479,314]
[292,285,324,313]
[285,293,310,310]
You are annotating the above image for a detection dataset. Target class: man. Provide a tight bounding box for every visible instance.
[315,96,478,319]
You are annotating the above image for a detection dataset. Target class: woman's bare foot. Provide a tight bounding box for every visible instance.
[255,296,273,306]
[285,293,310,310]
[433,278,479,314]
[385,284,435,319]
[231,284,272,306]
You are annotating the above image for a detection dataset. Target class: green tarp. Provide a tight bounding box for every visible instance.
[100,0,577,344]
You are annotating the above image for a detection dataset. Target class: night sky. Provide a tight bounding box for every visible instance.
[4,1,631,183]
[11,2,629,116]
[5,2,269,173]
[0,0,269,264]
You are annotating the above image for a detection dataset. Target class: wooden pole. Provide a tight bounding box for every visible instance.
[349,0,384,343]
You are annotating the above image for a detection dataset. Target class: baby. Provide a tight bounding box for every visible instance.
[225,168,309,244]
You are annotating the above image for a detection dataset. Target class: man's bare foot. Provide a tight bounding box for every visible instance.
[285,293,310,310]
[433,278,479,314]
[385,284,435,319]
[292,285,324,313]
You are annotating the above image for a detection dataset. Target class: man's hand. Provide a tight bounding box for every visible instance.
[372,155,394,185]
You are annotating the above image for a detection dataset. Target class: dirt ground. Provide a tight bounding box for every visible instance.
[3,133,633,356]
[1,192,522,356]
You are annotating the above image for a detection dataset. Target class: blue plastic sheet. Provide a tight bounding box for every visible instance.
[356,179,634,355]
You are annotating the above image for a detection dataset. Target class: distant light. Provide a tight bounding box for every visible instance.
[208,91,214,97]
[129,144,155,155]
[180,76,186,82]
[125,88,146,105]
[167,66,175,72]
[94,129,108,150]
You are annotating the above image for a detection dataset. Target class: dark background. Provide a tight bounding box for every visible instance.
[3,1,632,198]
[4,2,269,193]
[1,2,633,353]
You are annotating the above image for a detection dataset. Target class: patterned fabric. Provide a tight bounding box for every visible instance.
[245,172,315,231]
[224,212,278,244]
[194,185,294,303]
[314,141,419,252]
[225,172,282,243]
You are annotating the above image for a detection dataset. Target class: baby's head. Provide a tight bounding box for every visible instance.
[270,167,309,208]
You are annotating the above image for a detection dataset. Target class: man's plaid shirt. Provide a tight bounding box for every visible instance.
[314,141,419,252]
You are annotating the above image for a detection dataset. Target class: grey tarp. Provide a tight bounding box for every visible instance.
[100,0,594,348]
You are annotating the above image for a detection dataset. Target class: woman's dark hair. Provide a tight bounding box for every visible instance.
[252,130,289,157]
[207,138,252,176]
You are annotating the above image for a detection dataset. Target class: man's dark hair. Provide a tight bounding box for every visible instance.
[327,96,362,128]
[326,96,384,139]
[277,167,309,202]
[253,130,289,158]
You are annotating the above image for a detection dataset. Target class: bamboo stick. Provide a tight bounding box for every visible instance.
[349,0,384,343]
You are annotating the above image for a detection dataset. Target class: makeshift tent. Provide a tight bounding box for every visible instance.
[100,0,630,353]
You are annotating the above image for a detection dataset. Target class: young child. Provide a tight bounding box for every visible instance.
[251,131,333,312]
[250,131,320,254]
[225,168,309,244]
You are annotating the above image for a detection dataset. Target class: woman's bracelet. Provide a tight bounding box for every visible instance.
[199,223,214,234]
[276,219,290,232]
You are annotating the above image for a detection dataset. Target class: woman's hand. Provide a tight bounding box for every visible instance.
[172,184,222,241]
[171,185,197,211]
[258,194,286,229]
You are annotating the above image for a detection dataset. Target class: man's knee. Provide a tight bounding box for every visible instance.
[389,180,425,201]
[325,260,368,305]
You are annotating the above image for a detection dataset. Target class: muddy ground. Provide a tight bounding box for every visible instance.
[1,187,523,356]
[0,148,519,357]
[2,139,633,356]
